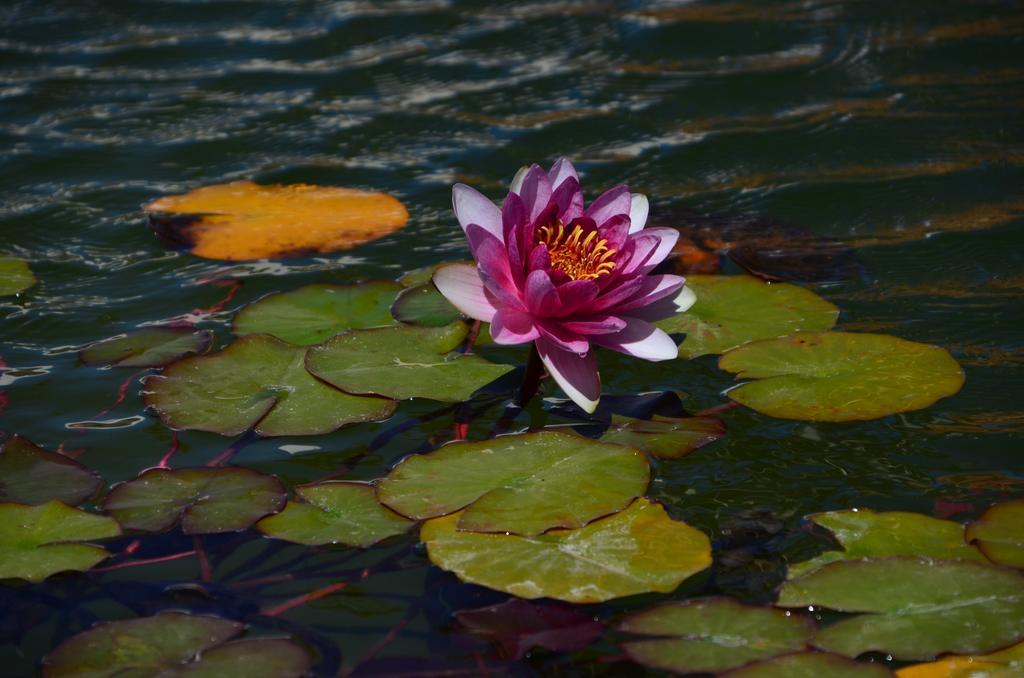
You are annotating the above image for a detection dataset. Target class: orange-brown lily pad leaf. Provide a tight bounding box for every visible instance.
[896,639,1024,678]
[145,180,408,261]
[966,499,1024,569]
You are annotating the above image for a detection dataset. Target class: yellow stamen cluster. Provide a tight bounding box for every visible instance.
[536,222,617,281]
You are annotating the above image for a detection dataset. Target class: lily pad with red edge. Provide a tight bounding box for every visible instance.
[655,275,838,358]
[143,334,395,437]
[0,256,36,296]
[722,652,894,677]
[102,467,285,534]
[41,611,312,678]
[620,598,814,674]
[420,498,711,604]
[966,499,1024,568]
[599,414,725,459]
[0,500,121,582]
[377,431,649,537]
[79,328,213,368]
[788,509,986,579]
[306,322,514,402]
[455,599,604,659]
[719,332,965,421]
[256,481,413,547]
[895,639,1024,677]
[0,435,102,506]
[144,180,408,261]
[233,282,400,345]
[777,557,1024,660]
[390,282,462,327]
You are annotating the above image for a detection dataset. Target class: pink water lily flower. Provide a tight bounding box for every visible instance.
[433,157,695,413]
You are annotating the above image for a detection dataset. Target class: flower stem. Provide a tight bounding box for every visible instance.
[515,344,545,408]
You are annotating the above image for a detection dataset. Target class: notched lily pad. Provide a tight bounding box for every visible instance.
[306,322,513,402]
[144,334,395,437]
[655,275,838,358]
[456,598,604,659]
[421,498,711,603]
[80,328,213,368]
[257,481,413,547]
[620,598,814,674]
[896,639,1024,678]
[42,611,312,677]
[778,558,1024,660]
[234,282,400,345]
[378,431,649,536]
[719,332,965,421]
[789,509,986,579]
[145,180,408,260]
[103,467,286,534]
[390,283,462,327]
[723,652,894,677]
[966,499,1024,568]
[599,414,725,459]
[0,256,36,296]
[0,435,102,506]
[0,500,120,582]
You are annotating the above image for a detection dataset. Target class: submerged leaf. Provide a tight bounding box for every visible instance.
[778,558,1024,660]
[306,322,513,402]
[0,435,102,506]
[0,501,120,582]
[719,332,964,421]
[456,599,604,659]
[655,275,838,358]
[599,414,725,459]
[788,509,986,579]
[234,282,400,345]
[390,282,462,327]
[966,500,1024,569]
[103,467,285,534]
[144,334,395,436]
[42,612,311,678]
[723,652,894,677]
[0,256,36,296]
[896,639,1024,677]
[80,328,213,368]
[421,498,711,603]
[620,598,814,673]
[145,180,408,260]
[257,481,413,547]
[378,431,649,536]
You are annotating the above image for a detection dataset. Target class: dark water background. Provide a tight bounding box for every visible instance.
[2,0,1023,674]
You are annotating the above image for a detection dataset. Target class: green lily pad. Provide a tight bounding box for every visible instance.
[306,322,514,402]
[144,334,395,436]
[723,652,894,677]
[895,639,1024,678]
[103,467,286,534]
[0,500,120,582]
[421,498,711,603]
[966,500,1024,568]
[777,558,1024,660]
[655,275,838,358]
[42,612,312,678]
[719,332,965,421]
[0,435,102,506]
[257,481,413,547]
[599,414,726,459]
[233,282,399,345]
[378,431,649,536]
[390,283,462,326]
[80,328,213,368]
[0,256,36,296]
[620,598,814,674]
[789,509,986,579]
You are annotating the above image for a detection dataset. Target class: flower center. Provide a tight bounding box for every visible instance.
[536,222,617,281]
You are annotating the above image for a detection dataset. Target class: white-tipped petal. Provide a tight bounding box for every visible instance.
[452,184,502,240]
[674,285,697,313]
[536,338,600,414]
[509,165,530,194]
[432,263,498,323]
[628,193,649,233]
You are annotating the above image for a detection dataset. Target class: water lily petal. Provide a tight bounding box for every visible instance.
[525,269,561,316]
[490,309,540,345]
[502,192,528,281]
[621,227,679,276]
[585,184,631,226]
[598,214,631,250]
[433,264,499,322]
[590,274,646,313]
[548,156,579,190]
[593,317,677,361]
[551,176,583,223]
[536,338,600,414]
[453,184,502,241]
[509,165,530,194]
[518,164,554,224]
[537,320,589,354]
[628,193,649,233]
[562,315,628,335]
[623,284,695,322]
[555,279,601,315]
[616,274,686,313]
